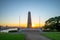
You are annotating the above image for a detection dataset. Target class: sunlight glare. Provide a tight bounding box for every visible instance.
[32,24,35,27]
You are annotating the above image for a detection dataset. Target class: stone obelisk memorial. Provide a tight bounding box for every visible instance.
[27,11,32,28]
[18,11,42,32]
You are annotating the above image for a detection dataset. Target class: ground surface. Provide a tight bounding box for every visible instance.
[23,31,51,40]
[0,32,25,40]
[42,32,60,40]
[1,30,60,40]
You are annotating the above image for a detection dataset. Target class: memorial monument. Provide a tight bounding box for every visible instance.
[27,11,32,28]
[18,11,42,32]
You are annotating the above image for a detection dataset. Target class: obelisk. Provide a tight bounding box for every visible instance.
[27,11,32,28]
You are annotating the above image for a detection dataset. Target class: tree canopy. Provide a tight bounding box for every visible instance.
[44,16,60,31]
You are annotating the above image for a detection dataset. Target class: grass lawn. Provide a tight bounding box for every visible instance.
[0,32,25,40]
[42,32,60,40]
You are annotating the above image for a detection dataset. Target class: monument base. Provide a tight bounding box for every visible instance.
[18,28,42,32]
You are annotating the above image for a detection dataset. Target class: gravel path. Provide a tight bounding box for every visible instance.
[25,32,51,40]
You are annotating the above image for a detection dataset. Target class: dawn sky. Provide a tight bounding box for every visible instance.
[0,0,60,27]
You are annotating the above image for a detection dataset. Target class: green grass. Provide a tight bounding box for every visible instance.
[42,32,60,40]
[0,32,25,40]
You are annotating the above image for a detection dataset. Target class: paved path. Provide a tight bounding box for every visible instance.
[25,32,51,40]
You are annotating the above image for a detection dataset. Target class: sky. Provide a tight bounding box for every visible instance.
[0,0,60,27]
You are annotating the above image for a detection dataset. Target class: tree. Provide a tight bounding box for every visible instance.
[44,16,60,31]
[55,16,60,31]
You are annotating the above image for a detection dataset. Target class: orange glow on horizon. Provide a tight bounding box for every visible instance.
[0,23,45,28]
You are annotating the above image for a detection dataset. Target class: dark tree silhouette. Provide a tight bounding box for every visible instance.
[44,16,60,31]
[55,16,60,31]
